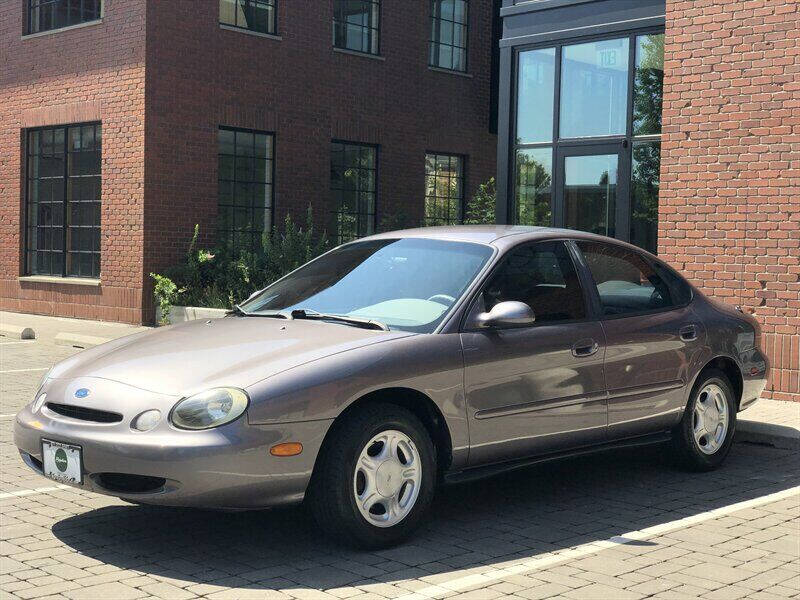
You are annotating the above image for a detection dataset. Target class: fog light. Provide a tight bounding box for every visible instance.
[32,393,46,413]
[132,409,161,432]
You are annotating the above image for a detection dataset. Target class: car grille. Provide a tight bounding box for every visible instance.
[95,473,166,494]
[46,402,123,424]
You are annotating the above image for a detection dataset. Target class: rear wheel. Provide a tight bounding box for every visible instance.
[672,369,737,471]
[308,403,436,549]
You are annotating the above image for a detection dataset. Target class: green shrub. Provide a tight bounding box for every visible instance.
[151,206,329,317]
[464,177,496,225]
[150,273,181,326]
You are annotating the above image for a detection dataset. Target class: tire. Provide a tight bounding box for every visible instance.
[671,369,737,471]
[307,403,437,549]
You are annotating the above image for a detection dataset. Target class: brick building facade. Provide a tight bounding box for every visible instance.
[659,0,799,400]
[496,0,797,400]
[1,1,498,323]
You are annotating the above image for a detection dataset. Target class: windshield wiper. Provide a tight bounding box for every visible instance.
[290,309,389,331]
[227,305,290,319]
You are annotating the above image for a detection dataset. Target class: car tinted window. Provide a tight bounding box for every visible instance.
[576,241,676,316]
[480,241,586,323]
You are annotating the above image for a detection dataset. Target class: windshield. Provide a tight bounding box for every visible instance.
[240,238,494,332]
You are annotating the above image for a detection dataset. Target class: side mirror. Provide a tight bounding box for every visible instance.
[474,301,536,329]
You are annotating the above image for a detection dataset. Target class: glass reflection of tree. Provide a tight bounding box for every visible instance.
[516,153,552,226]
[633,34,664,136]
[631,142,660,253]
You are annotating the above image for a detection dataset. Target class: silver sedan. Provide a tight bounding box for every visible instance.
[15,226,768,548]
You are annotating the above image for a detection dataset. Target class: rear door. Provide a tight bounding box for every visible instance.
[461,240,607,466]
[573,241,701,439]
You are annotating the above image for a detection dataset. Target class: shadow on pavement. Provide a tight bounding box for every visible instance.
[51,442,800,592]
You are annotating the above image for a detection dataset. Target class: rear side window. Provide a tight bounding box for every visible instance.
[480,241,586,323]
[576,242,678,316]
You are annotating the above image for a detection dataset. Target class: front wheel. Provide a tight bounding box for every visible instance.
[307,403,436,549]
[672,369,737,471]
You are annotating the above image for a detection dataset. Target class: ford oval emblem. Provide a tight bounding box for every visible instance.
[75,388,90,399]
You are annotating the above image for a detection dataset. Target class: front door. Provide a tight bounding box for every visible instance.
[555,143,630,240]
[461,240,607,466]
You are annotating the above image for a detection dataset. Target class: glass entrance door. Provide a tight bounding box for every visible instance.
[555,143,628,238]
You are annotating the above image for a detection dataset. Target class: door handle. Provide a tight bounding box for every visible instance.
[679,325,698,342]
[572,339,599,358]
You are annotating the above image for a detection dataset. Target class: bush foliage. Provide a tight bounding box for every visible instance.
[151,206,328,315]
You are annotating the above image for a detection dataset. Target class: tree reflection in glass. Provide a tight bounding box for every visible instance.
[515,149,552,226]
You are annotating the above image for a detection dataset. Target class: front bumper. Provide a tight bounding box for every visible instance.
[14,402,331,510]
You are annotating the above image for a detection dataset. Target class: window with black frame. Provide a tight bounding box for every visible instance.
[26,123,101,278]
[424,153,464,226]
[27,0,101,35]
[217,127,275,252]
[219,0,276,35]
[429,0,468,72]
[331,141,377,243]
[333,0,380,55]
[513,32,664,254]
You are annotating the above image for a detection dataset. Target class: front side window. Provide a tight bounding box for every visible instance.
[27,0,101,34]
[218,127,274,252]
[430,0,468,72]
[333,0,380,55]
[478,241,586,323]
[219,0,277,35]
[424,153,464,226]
[576,241,677,316]
[26,123,101,278]
[241,238,493,332]
[331,141,377,243]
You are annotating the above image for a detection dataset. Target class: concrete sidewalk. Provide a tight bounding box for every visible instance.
[0,310,150,348]
[737,398,800,450]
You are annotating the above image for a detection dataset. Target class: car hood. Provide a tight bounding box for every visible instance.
[48,317,413,396]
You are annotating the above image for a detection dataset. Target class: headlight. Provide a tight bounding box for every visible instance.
[131,409,161,432]
[169,388,249,430]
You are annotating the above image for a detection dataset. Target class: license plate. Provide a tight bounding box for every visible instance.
[41,439,83,484]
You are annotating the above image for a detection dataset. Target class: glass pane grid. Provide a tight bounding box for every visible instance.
[512,31,663,253]
[218,128,275,253]
[331,141,377,243]
[429,0,468,71]
[219,0,277,35]
[26,123,101,278]
[333,0,380,55]
[28,0,101,35]
[424,153,464,227]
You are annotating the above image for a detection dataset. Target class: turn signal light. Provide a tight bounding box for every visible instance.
[270,442,303,457]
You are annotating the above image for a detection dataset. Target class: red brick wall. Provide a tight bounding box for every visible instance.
[0,0,147,323]
[660,0,800,400]
[141,1,497,295]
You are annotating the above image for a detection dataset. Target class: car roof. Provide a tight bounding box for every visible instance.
[362,225,628,249]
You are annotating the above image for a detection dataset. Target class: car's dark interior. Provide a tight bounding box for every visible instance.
[483,242,586,323]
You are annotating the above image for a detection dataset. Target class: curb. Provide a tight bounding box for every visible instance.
[0,324,36,340]
[736,420,800,450]
[54,332,112,349]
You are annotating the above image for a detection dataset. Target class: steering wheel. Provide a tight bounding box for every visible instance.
[427,294,456,306]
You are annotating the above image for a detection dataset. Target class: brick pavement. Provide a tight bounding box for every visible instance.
[1,335,798,600]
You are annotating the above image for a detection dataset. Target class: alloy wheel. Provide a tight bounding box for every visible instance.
[353,429,421,528]
[692,383,729,455]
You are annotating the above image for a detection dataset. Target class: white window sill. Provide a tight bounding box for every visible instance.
[219,23,282,41]
[19,275,101,287]
[333,47,385,61]
[22,19,102,40]
[428,66,472,78]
